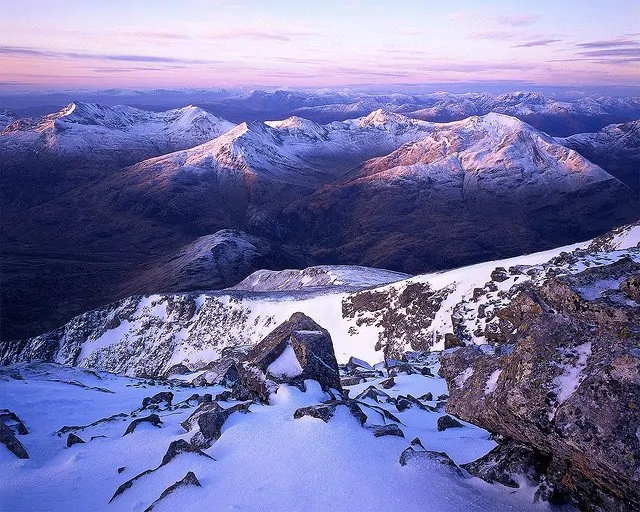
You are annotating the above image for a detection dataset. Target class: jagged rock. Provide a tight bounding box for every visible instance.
[0,421,29,459]
[491,267,509,282]
[142,391,173,409]
[245,312,342,391]
[419,392,433,401]
[440,259,640,511]
[379,377,395,389]
[355,386,391,403]
[372,424,404,438]
[444,333,464,349]
[110,440,212,503]
[197,394,213,404]
[399,441,462,476]
[66,433,85,447]
[293,400,367,425]
[395,394,430,412]
[345,356,373,372]
[0,410,28,435]
[181,402,223,432]
[161,439,212,466]
[56,412,128,436]
[419,366,433,377]
[117,467,126,474]
[123,414,162,435]
[144,471,201,512]
[620,274,640,302]
[232,363,278,403]
[437,415,464,431]
[192,358,239,387]
[189,402,251,449]
[461,439,551,489]
[164,364,191,378]
[436,394,449,401]
[340,376,364,386]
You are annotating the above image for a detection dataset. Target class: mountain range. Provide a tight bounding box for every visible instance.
[0,96,638,342]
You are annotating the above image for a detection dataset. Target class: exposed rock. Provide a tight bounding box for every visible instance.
[164,364,191,378]
[192,358,239,387]
[355,386,392,403]
[293,400,367,425]
[123,414,162,436]
[399,440,462,476]
[379,377,395,389]
[491,267,509,282]
[181,402,223,432]
[372,424,404,438]
[144,471,202,512]
[419,392,433,401]
[66,433,85,447]
[0,421,29,459]
[440,259,640,510]
[189,402,251,449]
[142,391,173,409]
[56,412,128,436]
[197,394,213,404]
[444,333,464,349]
[345,356,374,371]
[110,439,212,503]
[117,467,126,474]
[461,439,551,490]
[437,415,464,431]
[245,312,342,391]
[0,410,28,435]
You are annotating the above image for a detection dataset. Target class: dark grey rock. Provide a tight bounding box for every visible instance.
[142,391,173,409]
[123,414,162,436]
[439,259,640,511]
[437,415,464,431]
[144,471,201,512]
[66,433,85,447]
[189,402,251,449]
[0,421,28,459]
[380,377,395,389]
[372,424,404,438]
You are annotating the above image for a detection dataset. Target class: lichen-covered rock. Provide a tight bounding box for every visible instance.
[440,258,640,510]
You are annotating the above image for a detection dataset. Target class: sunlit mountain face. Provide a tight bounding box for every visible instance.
[1,2,639,512]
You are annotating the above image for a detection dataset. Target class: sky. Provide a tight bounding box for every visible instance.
[0,0,638,90]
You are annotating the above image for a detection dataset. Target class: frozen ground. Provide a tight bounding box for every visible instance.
[0,362,555,512]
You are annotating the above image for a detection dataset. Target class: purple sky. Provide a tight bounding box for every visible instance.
[1,0,638,89]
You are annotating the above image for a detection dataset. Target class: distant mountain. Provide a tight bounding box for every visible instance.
[557,120,640,192]
[1,101,235,161]
[281,113,638,273]
[0,108,18,130]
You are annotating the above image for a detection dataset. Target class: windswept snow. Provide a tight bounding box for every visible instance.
[553,343,592,404]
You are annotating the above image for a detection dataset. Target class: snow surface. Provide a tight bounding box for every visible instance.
[484,370,502,396]
[0,363,552,512]
[266,343,303,378]
[553,343,592,404]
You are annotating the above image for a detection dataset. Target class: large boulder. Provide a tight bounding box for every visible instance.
[233,312,342,401]
[439,258,640,511]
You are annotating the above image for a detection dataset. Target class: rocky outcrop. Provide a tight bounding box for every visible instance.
[123,414,162,436]
[440,258,640,510]
[0,421,29,459]
[232,312,343,402]
[144,471,202,512]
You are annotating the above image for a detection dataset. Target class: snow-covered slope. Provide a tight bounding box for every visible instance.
[0,102,235,161]
[0,361,542,512]
[231,265,410,292]
[125,110,435,187]
[3,223,637,377]
[557,120,639,191]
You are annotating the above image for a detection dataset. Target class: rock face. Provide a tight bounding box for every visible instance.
[234,312,342,401]
[439,257,640,510]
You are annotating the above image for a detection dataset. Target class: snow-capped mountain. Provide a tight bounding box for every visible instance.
[3,222,637,377]
[0,108,18,130]
[125,110,435,188]
[557,120,639,192]
[0,102,235,162]
[282,113,638,274]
